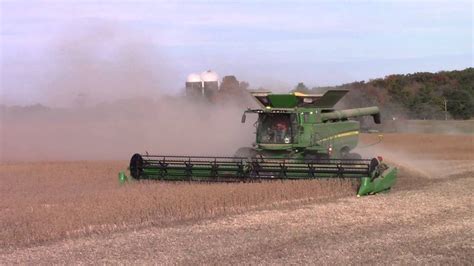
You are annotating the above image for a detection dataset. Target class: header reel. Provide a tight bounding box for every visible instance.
[121,153,397,196]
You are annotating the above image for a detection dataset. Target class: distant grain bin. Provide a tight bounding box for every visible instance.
[185,73,203,97]
[185,70,219,99]
[201,70,219,98]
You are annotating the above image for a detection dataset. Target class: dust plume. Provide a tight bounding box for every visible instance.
[41,24,176,107]
[356,133,474,180]
[0,25,257,161]
[1,95,257,162]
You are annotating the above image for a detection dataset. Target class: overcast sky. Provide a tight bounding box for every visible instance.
[0,0,472,105]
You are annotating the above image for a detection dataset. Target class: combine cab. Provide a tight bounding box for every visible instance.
[120,90,397,196]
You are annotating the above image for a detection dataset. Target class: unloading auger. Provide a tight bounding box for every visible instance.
[119,90,397,196]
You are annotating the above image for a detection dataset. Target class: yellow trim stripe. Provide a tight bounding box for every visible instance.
[317,130,359,143]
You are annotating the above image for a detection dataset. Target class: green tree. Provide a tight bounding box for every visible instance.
[444,90,474,119]
[293,82,310,93]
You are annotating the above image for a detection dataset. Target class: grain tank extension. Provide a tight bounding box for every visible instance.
[120,90,397,196]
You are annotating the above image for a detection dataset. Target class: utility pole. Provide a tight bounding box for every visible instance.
[444,98,448,121]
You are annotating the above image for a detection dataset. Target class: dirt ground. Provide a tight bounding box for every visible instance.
[1,133,473,264]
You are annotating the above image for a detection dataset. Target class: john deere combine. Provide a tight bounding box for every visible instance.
[120,90,397,196]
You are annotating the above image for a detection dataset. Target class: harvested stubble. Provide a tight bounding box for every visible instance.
[0,161,355,248]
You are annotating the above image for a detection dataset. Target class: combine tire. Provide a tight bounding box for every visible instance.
[344,153,362,160]
[234,147,258,161]
[304,153,330,163]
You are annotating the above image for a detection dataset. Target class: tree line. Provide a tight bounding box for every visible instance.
[293,68,474,120]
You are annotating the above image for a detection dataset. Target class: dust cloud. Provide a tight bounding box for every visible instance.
[42,24,176,107]
[356,133,474,180]
[0,26,257,162]
[1,95,257,162]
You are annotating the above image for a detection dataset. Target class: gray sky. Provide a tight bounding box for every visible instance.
[1,0,472,105]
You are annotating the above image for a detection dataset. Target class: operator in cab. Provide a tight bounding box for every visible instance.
[274,120,288,143]
[259,114,292,144]
[271,117,291,144]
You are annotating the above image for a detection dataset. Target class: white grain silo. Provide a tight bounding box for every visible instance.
[200,70,219,98]
[185,73,203,96]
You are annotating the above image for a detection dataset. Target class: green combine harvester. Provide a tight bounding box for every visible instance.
[120,90,397,196]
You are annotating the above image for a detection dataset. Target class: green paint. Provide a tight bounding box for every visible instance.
[267,94,299,108]
[118,171,128,184]
[357,167,398,196]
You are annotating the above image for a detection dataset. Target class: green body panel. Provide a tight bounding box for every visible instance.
[258,144,294,150]
[295,118,360,157]
[267,94,299,108]
[253,90,348,109]
[357,167,397,196]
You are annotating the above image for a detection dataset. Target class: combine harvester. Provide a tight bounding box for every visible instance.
[120,90,397,196]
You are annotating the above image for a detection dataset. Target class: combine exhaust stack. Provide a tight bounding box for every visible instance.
[120,89,397,196]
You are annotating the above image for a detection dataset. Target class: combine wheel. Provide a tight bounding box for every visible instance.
[344,153,362,160]
[304,153,330,163]
[234,147,258,161]
[340,146,362,160]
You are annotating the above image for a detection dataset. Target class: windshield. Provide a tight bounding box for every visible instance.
[257,113,296,144]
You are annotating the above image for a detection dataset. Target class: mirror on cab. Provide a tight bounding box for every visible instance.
[241,113,246,123]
